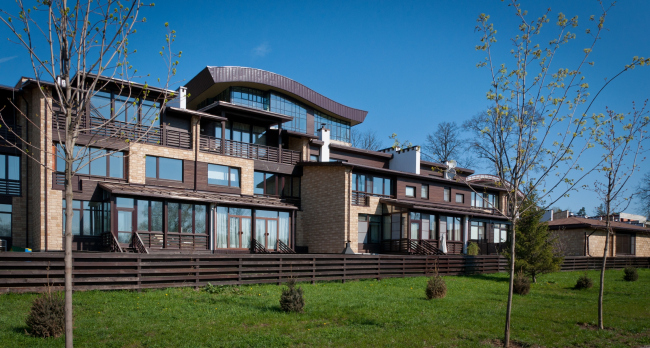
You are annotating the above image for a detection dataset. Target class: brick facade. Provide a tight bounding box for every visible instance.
[350,195,383,253]
[298,165,351,253]
[637,234,650,256]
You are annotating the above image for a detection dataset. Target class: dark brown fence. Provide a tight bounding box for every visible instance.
[0,253,647,294]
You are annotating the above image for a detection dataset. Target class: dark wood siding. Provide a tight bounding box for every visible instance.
[330,150,389,168]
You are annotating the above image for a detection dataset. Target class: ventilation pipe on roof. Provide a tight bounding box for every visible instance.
[318,124,330,162]
[177,86,187,109]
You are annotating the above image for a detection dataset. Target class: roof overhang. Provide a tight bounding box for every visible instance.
[379,198,509,220]
[185,66,368,125]
[99,183,299,210]
[165,106,227,122]
[199,101,293,125]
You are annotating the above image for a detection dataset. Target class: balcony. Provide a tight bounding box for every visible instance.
[199,135,301,165]
[53,114,191,150]
[351,191,392,206]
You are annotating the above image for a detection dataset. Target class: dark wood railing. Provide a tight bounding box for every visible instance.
[133,232,149,254]
[53,114,191,149]
[409,239,445,255]
[276,240,296,254]
[382,239,463,254]
[251,238,270,254]
[351,191,369,206]
[101,232,123,253]
[0,179,20,196]
[199,135,301,165]
[52,172,128,191]
[0,254,647,293]
[164,233,209,251]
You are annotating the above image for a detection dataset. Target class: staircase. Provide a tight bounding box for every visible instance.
[251,238,270,254]
[409,239,445,255]
[276,240,296,254]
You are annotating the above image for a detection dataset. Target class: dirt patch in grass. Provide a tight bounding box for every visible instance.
[576,322,614,331]
[484,338,538,348]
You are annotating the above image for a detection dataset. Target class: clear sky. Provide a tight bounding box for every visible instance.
[1,0,648,216]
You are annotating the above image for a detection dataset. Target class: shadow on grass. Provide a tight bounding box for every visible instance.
[463,273,510,283]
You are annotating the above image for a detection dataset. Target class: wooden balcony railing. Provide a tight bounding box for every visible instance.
[0,179,21,196]
[351,191,369,206]
[53,114,191,149]
[52,172,127,191]
[199,135,301,165]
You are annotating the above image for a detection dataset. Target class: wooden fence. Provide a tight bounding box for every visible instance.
[0,253,647,293]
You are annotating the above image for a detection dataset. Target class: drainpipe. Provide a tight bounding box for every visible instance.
[343,168,354,254]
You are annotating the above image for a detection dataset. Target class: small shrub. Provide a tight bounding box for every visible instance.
[279,279,304,313]
[624,267,638,282]
[26,290,65,338]
[575,273,593,290]
[513,271,530,295]
[425,274,447,299]
[466,242,480,256]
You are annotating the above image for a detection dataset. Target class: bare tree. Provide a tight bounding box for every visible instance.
[424,121,473,167]
[589,103,648,330]
[350,128,384,151]
[473,1,649,346]
[0,1,180,346]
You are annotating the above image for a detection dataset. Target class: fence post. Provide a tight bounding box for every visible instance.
[402,257,405,277]
[195,258,200,290]
[377,256,381,280]
[312,257,316,284]
[342,256,346,283]
[278,257,282,286]
[238,257,242,285]
[137,255,142,292]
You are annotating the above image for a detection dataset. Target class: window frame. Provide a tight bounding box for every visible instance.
[146,156,183,182]
[207,164,240,188]
[443,187,451,202]
[55,144,124,179]
[405,186,416,198]
[254,171,300,198]
[421,185,428,199]
[456,193,464,204]
[89,89,160,126]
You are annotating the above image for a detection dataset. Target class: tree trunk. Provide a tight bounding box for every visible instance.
[504,219,516,347]
[598,226,610,330]
[64,155,73,347]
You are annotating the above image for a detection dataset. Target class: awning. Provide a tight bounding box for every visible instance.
[98,182,299,210]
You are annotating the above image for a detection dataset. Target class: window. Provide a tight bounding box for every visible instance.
[89,90,160,125]
[358,214,382,244]
[472,192,499,209]
[208,164,240,187]
[146,156,183,181]
[456,193,464,203]
[254,171,300,197]
[62,199,110,237]
[136,200,163,232]
[0,204,12,238]
[0,154,20,195]
[314,111,351,142]
[56,144,124,179]
[216,207,290,250]
[405,186,416,197]
[352,174,391,196]
[444,188,451,202]
[421,185,428,199]
[167,202,207,234]
[493,223,508,243]
[218,121,267,145]
[616,233,635,255]
[231,87,269,111]
[441,216,462,241]
[271,93,307,133]
[470,221,485,241]
[310,155,319,162]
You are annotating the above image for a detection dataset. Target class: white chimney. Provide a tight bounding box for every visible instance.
[178,86,187,109]
[318,124,330,162]
[383,146,420,174]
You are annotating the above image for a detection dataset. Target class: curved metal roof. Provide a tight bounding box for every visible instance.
[185,66,368,124]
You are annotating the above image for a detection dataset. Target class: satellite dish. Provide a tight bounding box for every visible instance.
[446,168,456,180]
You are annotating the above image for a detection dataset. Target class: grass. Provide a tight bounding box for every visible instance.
[1,269,649,347]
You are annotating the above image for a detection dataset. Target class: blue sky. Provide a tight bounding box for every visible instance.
[1,0,649,216]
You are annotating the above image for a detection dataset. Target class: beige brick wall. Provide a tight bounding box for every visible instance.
[350,196,383,253]
[288,137,309,161]
[635,233,650,256]
[127,143,195,184]
[588,230,614,257]
[299,165,350,253]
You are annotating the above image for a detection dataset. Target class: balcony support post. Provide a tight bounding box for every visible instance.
[220,113,226,155]
[277,123,283,164]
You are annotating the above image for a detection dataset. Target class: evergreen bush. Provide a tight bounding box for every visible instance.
[25,289,65,338]
[279,279,305,313]
[575,273,593,289]
[425,274,447,299]
[513,271,530,295]
[623,267,638,282]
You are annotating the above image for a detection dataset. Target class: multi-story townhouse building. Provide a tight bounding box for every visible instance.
[0,66,512,255]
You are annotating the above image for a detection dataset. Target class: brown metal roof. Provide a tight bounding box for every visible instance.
[547,216,650,233]
[99,183,299,210]
[379,197,509,220]
[185,66,368,124]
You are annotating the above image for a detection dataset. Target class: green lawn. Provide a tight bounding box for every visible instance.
[1,269,649,348]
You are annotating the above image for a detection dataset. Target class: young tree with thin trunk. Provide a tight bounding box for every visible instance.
[473,1,649,346]
[0,1,180,346]
[589,103,648,330]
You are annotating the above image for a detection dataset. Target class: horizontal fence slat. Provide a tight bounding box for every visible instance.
[0,253,647,293]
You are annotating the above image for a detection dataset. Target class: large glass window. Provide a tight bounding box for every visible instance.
[470,221,485,241]
[208,164,240,187]
[271,93,307,133]
[0,204,12,238]
[136,200,163,232]
[146,156,183,181]
[472,192,499,209]
[89,91,112,119]
[62,199,110,237]
[352,174,391,196]
[216,207,290,250]
[231,87,269,110]
[89,90,160,126]
[441,216,462,241]
[167,202,207,234]
[314,111,351,143]
[254,171,300,197]
[56,144,124,179]
[0,154,20,196]
[493,223,508,243]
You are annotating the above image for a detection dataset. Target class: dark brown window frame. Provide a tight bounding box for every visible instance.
[166,201,208,234]
[254,171,300,198]
[405,186,416,198]
[443,187,451,202]
[55,143,125,179]
[421,184,428,199]
[207,164,240,188]
[146,156,183,182]
[456,193,464,204]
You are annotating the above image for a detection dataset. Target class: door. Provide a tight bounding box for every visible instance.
[115,197,135,247]
[229,216,251,248]
[255,218,279,250]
